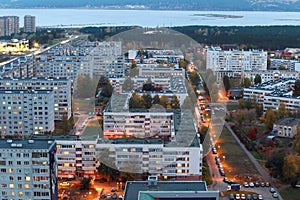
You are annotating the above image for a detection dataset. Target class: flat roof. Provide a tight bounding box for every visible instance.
[124,180,208,200]
[0,139,55,150]
[275,117,300,126]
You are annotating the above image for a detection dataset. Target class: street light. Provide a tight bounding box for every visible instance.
[223,155,226,161]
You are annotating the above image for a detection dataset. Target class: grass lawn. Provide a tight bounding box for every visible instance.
[226,104,238,111]
[82,118,103,138]
[280,186,300,200]
[216,126,263,183]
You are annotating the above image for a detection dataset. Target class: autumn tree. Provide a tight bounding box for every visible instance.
[294,131,300,154]
[242,77,252,88]
[170,95,180,109]
[264,107,277,130]
[277,103,287,119]
[265,150,285,179]
[248,128,257,140]
[142,93,152,109]
[189,71,200,86]
[283,154,300,181]
[160,95,169,108]
[129,93,145,109]
[152,95,160,105]
[293,79,300,96]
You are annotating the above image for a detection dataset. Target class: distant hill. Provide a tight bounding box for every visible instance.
[1,0,300,11]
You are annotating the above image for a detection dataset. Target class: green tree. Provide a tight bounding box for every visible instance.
[265,150,285,179]
[282,154,299,181]
[142,93,152,109]
[294,130,300,154]
[152,95,161,105]
[242,77,252,88]
[223,75,231,91]
[142,78,155,91]
[294,79,300,96]
[264,107,277,130]
[129,93,145,109]
[232,109,246,125]
[254,74,262,84]
[170,95,180,109]
[101,84,113,98]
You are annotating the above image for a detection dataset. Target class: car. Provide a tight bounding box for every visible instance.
[212,148,217,154]
[247,194,252,200]
[215,156,219,160]
[107,194,111,199]
[111,188,116,192]
[265,182,270,187]
[258,194,263,200]
[229,193,235,200]
[270,187,276,193]
[272,193,279,198]
[260,182,265,187]
[118,195,124,200]
[243,182,249,187]
[241,194,246,200]
[249,182,254,187]
[59,182,70,187]
[112,193,117,199]
[254,182,260,187]
[223,177,229,183]
[100,194,106,199]
[235,194,240,200]
[252,194,258,200]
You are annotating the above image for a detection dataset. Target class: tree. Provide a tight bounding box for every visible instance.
[142,78,155,91]
[160,95,169,108]
[152,95,160,105]
[264,107,277,130]
[294,131,300,154]
[101,83,113,98]
[248,128,257,140]
[282,154,299,181]
[170,95,180,109]
[242,77,252,88]
[223,75,231,91]
[278,103,287,119]
[232,109,246,125]
[189,71,200,86]
[80,177,92,190]
[254,74,262,85]
[294,79,300,97]
[142,93,152,109]
[129,93,145,109]
[265,150,285,179]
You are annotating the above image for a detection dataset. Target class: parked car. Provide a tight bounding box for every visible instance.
[265,182,270,187]
[252,194,258,200]
[229,193,234,200]
[100,194,106,199]
[107,194,111,199]
[223,177,228,183]
[258,194,263,200]
[260,182,265,187]
[247,194,252,200]
[241,193,246,200]
[270,187,276,193]
[272,193,279,198]
[111,188,116,192]
[254,182,260,187]
[249,182,254,187]
[235,193,240,200]
[243,182,249,187]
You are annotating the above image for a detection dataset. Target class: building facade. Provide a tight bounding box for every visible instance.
[273,117,300,138]
[0,139,58,200]
[0,77,72,120]
[0,90,54,136]
[0,16,19,36]
[24,15,36,33]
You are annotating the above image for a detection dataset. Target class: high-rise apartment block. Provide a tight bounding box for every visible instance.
[0,90,55,136]
[0,139,58,200]
[24,15,36,33]
[0,77,72,120]
[0,16,19,36]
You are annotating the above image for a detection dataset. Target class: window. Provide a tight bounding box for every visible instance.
[24,184,30,189]
[9,184,14,188]
[25,176,30,181]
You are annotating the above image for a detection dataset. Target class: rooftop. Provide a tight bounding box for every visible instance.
[124,180,209,200]
[0,139,55,150]
[275,117,300,126]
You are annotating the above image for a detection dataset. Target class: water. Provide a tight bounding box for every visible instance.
[1,9,300,27]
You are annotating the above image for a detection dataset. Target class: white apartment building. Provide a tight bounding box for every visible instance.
[243,78,300,113]
[0,90,54,136]
[103,94,176,138]
[206,46,267,82]
[244,70,300,84]
[0,139,58,200]
[0,77,72,120]
[270,58,300,71]
[139,67,185,78]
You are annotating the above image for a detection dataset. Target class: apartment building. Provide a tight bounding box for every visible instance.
[0,139,58,200]
[243,78,300,113]
[124,177,219,200]
[0,77,72,120]
[0,39,29,54]
[0,90,54,136]
[0,16,19,36]
[206,46,267,82]
[24,15,36,33]
[244,70,300,84]
[273,117,300,138]
[139,67,185,78]
[270,58,300,71]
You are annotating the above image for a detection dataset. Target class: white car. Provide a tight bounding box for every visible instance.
[272,193,279,198]
[258,194,263,200]
[235,194,240,200]
[249,182,254,187]
[243,182,249,187]
[241,194,246,200]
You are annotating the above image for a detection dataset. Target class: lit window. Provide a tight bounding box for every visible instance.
[24,184,30,188]
[9,184,14,188]
[25,176,30,181]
